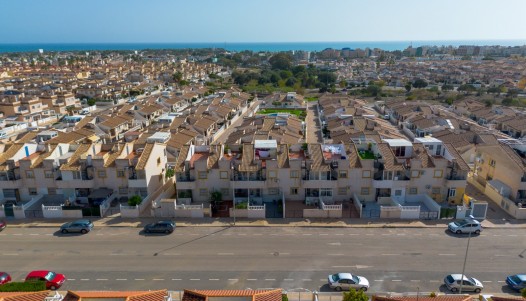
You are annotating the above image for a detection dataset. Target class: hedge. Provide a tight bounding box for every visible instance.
[0,281,46,292]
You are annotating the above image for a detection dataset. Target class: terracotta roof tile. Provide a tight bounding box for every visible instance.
[0,291,51,301]
[239,144,259,172]
[135,143,154,170]
[373,295,472,301]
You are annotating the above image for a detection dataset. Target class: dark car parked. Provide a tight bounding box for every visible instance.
[144,221,175,234]
[506,274,526,292]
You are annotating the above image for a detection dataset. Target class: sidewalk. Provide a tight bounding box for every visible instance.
[5,216,526,229]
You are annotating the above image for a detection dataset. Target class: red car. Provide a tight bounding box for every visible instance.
[0,220,6,231]
[25,270,66,290]
[0,272,11,285]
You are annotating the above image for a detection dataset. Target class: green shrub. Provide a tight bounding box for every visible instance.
[429,292,437,298]
[0,281,46,292]
[282,294,289,301]
[235,202,248,209]
[128,195,142,206]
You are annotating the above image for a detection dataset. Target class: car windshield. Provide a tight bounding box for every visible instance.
[469,277,476,284]
[509,275,521,283]
[352,275,360,283]
[45,271,56,281]
[446,275,455,283]
[331,274,340,282]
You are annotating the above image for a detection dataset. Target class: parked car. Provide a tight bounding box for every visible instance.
[0,220,6,231]
[60,219,94,234]
[444,274,483,293]
[25,270,66,290]
[448,218,482,234]
[506,274,526,292]
[0,272,11,285]
[328,273,369,291]
[143,220,176,234]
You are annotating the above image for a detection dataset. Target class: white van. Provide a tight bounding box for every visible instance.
[448,218,481,234]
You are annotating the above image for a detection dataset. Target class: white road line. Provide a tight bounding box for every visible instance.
[328,254,344,256]
[153,279,164,281]
[228,279,238,281]
[247,279,257,281]
[366,234,374,236]
[13,234,22,236]
[319,279,326,281]
[302,279,312,281]
[116,279,127,281]
[284,279,294,281]
[280,253,290,255]
[392,280,402,282]
[374,280,384,282]
[335,234,344,236]
[80,279,90,281]
[497,281,505,283]
[29,234,39,236]
[69,279,76,281]
[217,253,234,255]
[382,254,400,256]
[495,254,509,257]
[430,280,440,283]
[396,234,406,236]
[410,280,420,282]
[96,279,108,281]
[302,234,312,236]
[507,235,518,237]
[171,279,181,281]
[348,234,359,236]
[45,234,53,236]
[438,254,456,256]
[319,234,329,236]
[135,279,145,281]
[209,279,219,281]
[482,281,492,283]
[265,279,276,281]
[190,279,200,281]
[164,253,181,256]
[381,234,390,236]
[332,266,355,268]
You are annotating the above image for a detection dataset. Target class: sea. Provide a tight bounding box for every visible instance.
[1,40,526,53]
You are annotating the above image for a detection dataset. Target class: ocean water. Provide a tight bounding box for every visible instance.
[1,40,526,53]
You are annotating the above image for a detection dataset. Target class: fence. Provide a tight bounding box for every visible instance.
[120,205,140,218]
[353,193,363,218]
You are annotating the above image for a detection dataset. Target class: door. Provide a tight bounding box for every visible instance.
[462,280,475,291]
[339,279,350,290]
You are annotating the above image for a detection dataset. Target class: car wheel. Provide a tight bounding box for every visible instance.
[474,230,480,234]
[455,230,462,234]
[474,288,481,293]
[61,229,68,234]
[335,287,342,291]
[360,287,368,292]
[50,285,57,290]
[451,288,458,293]
[81,229,88,234]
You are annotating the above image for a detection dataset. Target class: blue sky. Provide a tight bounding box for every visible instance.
[1,0,525,43]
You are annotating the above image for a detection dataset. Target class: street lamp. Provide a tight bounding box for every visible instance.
[459,214,474,294]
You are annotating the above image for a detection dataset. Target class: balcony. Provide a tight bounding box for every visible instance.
[55,178,94,189]
[232,175,266,181]
[177,176,195,182]
[128,178,147,188]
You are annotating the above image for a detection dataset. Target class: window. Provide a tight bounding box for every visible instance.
[362,170,371,178]
[432,187,441,194]
[73,171,81,179]
[433,170,443,178]
[290,187,298,195]
[361,187,370,195]
[411,170,420,178]
[409,187,418,195]
[198,171,207,179]
[320,188,332,197]
[269,170,277,178]
[26,171,34,178]
[119,187,128,194]
[48,188,57,195]
[199,188,208,196]
[290,170,299,178]
[220,171,228,179]
[338,187,347,195]
[221,188,230,197]
[393,146,406,157]
[339,170,348,178]
[117,170,125,178]
[268,188,279,195]
[449,188,456,197]
[45,170,54,178]
[28,188,37,195]
[98,170,106,178]
[394,189,402,196]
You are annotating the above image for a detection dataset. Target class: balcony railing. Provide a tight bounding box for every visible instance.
[446,175,467,181]
[231,176,266,181]
[177,176,195,182]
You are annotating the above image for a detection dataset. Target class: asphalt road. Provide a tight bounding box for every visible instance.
[0,226,525,294]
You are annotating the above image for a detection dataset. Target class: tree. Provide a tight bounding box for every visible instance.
[342,288,368,301]
[501,98,513,106]
[128,195,142,206]
[365,84,382,97]
[405,82,412,93]
[172,71,183,83]
[412,79,428,89]
[269,53,293,70]
[521,287,526,298]
[442,84,454,91]
[339,80,348,88]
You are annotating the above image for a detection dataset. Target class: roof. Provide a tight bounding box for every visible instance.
[62,290,167,301]
[0,291,51,301]
[182,289,282,301]
[373,295,472,301]
[255,139,277,149]
[383,139,412,147]
[135,143,155,170]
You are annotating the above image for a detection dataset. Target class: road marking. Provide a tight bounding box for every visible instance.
[320,279,326,281]
[302,234,312,236]
[392,280,402,282]
[153,279,164,281]
[238,233,247,236]
[209,279,219,281]
[135,279,145,281]
[45,234,53,236]
[482,281,492,283]
[381,234,390,236]
[494,254,509,257]
[29,234,39,236]
[69,279,76,281]
[410,280,420,282]
[96,279,108,281]
[366,234,374,236]
[3,253,19,256]
[171,279,181,281]
[302,279,312,281]
[284,279,294,281]
[13,234,22,236]
[348,234,359,236]
[110,253,128,256]
[497,281,505,283]
[430,280,440,283]
[218,253,234,255]
[265,279,276,281]
[508,235,518,237]
[228,279,238,281]
[382,254,400,256]
[319,233,328,236]
[328,254,344,256]
[247,279,257,281]
[164,253,181,256]
[190,279,200,281]
[396,234,406,236]
[335,234,344,236]
[438,254,456,256]
[80,279,90,281]
[116,279,127,281]
[374,280,384,282]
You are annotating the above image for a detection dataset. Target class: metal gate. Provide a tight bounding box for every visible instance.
[363,209,380,218]
[4,205,14,217]
[420,211,439,220]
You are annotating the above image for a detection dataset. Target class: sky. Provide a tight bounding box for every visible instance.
[1,0,526,43]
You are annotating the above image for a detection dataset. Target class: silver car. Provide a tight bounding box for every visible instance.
[60,219,94,234]
[328,273,369,291]
[444,274,483,293]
